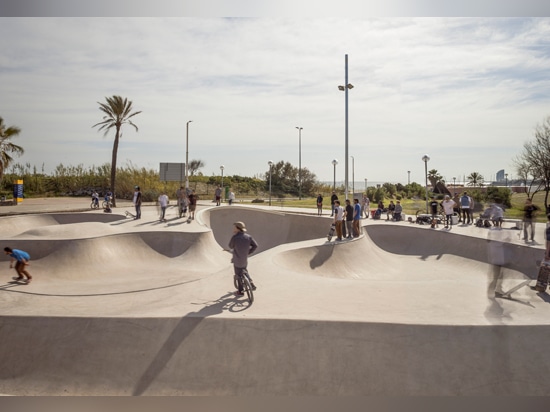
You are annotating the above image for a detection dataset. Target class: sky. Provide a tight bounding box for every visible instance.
[1,3,550,186]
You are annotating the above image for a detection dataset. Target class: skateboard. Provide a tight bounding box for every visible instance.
[535,260,550,292]
[125,210,136,219]
[327,223,336,241]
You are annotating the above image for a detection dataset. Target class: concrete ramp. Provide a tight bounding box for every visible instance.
[1,206,550,395]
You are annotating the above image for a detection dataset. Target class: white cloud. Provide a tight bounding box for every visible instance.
[1,17,549,185]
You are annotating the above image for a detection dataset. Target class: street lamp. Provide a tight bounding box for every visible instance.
[453,176,456,189]
[185,120,192,190]
[408,171,411,185]
[505,173,508,188]
[364,178,367,192]
[332,159,338,191]
[422,154,430,214]
[351,156,355,199]
[268,160,273,206]
[296,126,303,200]
[220,165,225,202]
[338,54,353,200]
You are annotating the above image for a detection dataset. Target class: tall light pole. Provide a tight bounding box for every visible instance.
[268,160,273,206]
[505,173,508,188]
[364,178,367,192]
[422,154,430,214]
[185,120,192,190]
[351,156,355,199]
[332,159,338,191]
[296,126,303,200]
[453,176,456,191]
[220,165,225,202]
[338,54,353,201]
[407,171,411,185]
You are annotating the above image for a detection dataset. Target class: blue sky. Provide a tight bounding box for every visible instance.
[1,15,550,184]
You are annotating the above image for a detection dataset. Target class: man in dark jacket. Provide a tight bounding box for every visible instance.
[229,221,258,295]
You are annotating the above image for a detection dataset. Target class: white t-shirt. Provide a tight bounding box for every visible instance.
[335,206,345,221]
[158,194,169,207]
[442,200,455,215]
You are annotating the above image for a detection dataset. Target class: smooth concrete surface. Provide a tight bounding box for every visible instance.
[1,198,550,395]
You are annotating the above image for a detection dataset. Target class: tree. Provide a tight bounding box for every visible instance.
[427,169,443,188]
[92,96,141,206]
[188,159,205,176]
[467,172,484,187]
[264,161,317,197]
[515,115,550,210]
[0,117,25,183]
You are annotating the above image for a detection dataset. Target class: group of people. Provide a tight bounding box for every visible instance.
[428,191,475,229]
[213,185,235,206]
[332,198,362,241]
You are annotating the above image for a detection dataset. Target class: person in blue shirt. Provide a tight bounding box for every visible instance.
[353,198,362,237]
[4,247,32,283]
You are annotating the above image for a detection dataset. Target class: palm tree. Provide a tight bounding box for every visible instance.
[467,171,484,187]
[427,169,443,188]
[93,96,141,207]
[0,117,25,182]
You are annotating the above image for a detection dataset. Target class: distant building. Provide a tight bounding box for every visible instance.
[496,169,505,182]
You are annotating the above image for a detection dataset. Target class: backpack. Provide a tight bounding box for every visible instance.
[460,195,470,207]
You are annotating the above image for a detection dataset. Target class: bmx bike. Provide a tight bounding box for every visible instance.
[90,198,100,209]
[234,268,254,304]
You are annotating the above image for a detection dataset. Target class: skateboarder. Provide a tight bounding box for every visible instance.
[4,247,32,283]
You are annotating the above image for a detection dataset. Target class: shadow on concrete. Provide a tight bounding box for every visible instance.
[132,291,243,396]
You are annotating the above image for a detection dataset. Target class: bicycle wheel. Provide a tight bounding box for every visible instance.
[233,274,239,290]
[241,275,254,304]
[91,201,99,209]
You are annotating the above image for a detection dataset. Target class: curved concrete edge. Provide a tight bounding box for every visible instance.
[0,315,549,396]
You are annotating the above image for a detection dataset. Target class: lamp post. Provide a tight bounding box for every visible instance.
[220,165,225,202]
[338,54,353,201]
[351,155,355,199]
[332,159,338,191]
[408,170,410,185]
[453,176,456,190]
[364,178,367,192]
[268,160,273,206]
[296,126,303,200]
[185,120,193,190]
[505,173,508,188]
[422,154,430,214]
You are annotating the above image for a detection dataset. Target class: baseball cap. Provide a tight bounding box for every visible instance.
[234,221,247,232]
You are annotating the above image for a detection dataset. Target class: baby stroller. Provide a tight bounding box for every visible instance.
[475,208,492,228]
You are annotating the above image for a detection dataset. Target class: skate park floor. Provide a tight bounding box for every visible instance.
[0,198,549,396]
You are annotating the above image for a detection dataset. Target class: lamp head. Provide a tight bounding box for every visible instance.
[347,84,354,89]
[332,159,338,166]
[422,154,430,162]
[338,85,345,91]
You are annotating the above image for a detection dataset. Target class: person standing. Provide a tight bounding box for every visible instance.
[523,198,540,242]
[330,191,339,217]
[158,191,169,222]
[133,186,142,220]
[353,198,362,237]
[228,190,235,205]
[452,192,461,222]
[228,221,258,296]
[344,199,354,239]
[188,190,198,220]
[333,200,345,241]
[361,194,370,219]
[215,185,222,206]
[316,193,323,216]
[460,191,473,224]
[4,247,32,283]
[441,195,457,229]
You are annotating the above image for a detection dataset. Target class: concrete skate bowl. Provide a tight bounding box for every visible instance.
[0,213,227,295]
[1,209,550,395]
[201,206,329,252]
[271,223,541,281]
